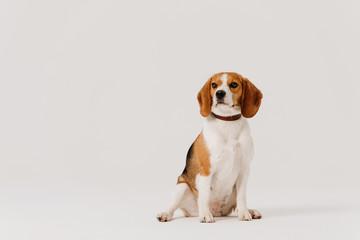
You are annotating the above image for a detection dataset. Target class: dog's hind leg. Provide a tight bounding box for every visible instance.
[179,187,198,217]
[156,183,191,222]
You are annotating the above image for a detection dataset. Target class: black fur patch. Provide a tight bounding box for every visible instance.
[181,143,194,175]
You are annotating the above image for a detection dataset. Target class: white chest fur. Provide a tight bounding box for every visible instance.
[201,115,254,204]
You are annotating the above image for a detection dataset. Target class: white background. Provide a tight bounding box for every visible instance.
[1,0,360,239]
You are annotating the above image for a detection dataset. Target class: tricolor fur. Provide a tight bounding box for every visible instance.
[157,72,263,223]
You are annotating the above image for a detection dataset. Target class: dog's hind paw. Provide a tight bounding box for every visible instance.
[156,212,172,222]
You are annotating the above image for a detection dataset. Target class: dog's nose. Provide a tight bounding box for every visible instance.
[216,90,226,99]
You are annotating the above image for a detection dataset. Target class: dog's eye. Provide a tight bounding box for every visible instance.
[212,83,218,88]
[229,82,238,88]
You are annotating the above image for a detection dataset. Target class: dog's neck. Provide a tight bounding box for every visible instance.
[211,112,242,121]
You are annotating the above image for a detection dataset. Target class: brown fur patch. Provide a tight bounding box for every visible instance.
[240,76,263,118]
[225,72,244,107]
[197,78,212,117]
[197,73,225,117]
[177,132,211,196]
[196,133,211,176]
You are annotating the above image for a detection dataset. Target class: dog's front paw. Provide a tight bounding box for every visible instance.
[156,212,172,222]
[249,209,262,219]
[237,208,252,221]
[199,211,215,223]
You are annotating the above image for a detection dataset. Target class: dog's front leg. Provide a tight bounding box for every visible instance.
[235,167,252,221]
[235,167,262,221]
[197,175,214,223]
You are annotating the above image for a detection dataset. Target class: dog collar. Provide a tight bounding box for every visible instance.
[211,112,242,121]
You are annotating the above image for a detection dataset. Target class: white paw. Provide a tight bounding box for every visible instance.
[199,211,215,223]
[237,208,252,221]
[249,209,262,219]
[156,212,172,222]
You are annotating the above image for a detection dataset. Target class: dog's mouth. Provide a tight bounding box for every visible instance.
[216,102,234,107]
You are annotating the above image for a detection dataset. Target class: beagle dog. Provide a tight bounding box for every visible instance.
[157,72,263,223]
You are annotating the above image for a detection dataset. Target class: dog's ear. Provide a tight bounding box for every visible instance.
[197,77,213,117]
[240,78,263,118]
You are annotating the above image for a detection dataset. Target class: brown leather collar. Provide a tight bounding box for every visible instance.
[212,112,242,121]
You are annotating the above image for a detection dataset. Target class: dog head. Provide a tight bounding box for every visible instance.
[197,72,262,118]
